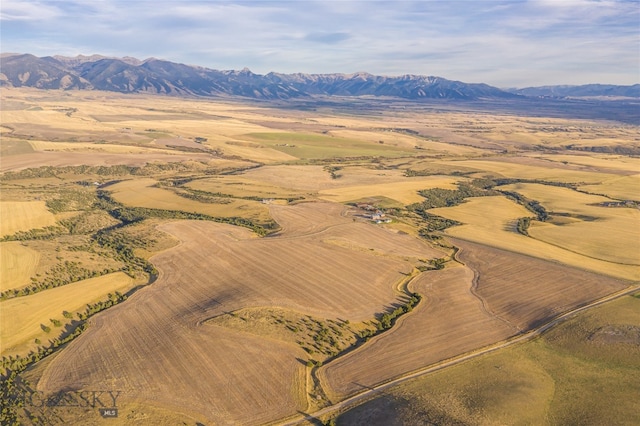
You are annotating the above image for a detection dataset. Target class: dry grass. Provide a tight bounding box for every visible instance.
[0,201,57,237]
[0,272,133,356]
[0,242,40,292]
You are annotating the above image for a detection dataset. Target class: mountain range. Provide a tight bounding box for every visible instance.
[1,53,638,101]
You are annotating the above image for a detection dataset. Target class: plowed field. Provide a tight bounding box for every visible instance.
[453,239,630,330]
[319,264,515,399]
[37,202,444,424]
[320,238,630,400]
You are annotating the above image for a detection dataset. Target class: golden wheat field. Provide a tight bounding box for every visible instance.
[0,242,40,292]
[1,89,638,425]
[0,201,57,237]
[108,177,273,223]
[0,272,133,355]
[430,196,639,280]
[500,183,640,265]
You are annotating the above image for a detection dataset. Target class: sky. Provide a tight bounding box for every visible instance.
[1,0,639,87]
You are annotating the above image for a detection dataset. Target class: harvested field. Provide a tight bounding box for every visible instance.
[430,196,640,280]
[36,202,444,424]
[437,159,619,184]
[318,176,460,205]
[242,165,339,192]
[0,151,214,172]
[0,201,57,237]
[244,132,413,159]
[27,140,182,155]
[0,272,133,356]
[534,153,640,174]
[501,183,640,265]
[185,175,306,200]
[240,165,459,200]
[319,264,515,399]
[580,173,640,200]
[108,177,272,223]
[452,238,629,330]
[326,129,484,156]
[0,242,40,292]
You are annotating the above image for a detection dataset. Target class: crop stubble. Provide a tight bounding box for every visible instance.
[37,202,443,424]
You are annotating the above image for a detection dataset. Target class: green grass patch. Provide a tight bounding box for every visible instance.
[244,132,414,159]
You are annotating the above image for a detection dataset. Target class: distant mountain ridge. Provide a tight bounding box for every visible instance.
[2,54,637,101]
[507,84,640,98]
[0,53,519,100]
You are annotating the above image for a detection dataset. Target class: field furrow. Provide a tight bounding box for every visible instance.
[36,202,443,424]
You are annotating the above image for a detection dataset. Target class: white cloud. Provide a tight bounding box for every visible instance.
[0,0,637,86]
[0,0,61,21]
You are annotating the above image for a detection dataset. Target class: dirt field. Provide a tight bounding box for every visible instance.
[319,264,515,399]
[35,202,444,424]
[452,238,630,330]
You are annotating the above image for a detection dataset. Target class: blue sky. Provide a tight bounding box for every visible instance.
[1,0,638,87]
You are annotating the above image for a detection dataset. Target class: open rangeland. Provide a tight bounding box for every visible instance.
[0,242,40,292]
[0,272,134,356]
[0,201,57,237]
[32,202,445,425]
[337,292,640,426]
